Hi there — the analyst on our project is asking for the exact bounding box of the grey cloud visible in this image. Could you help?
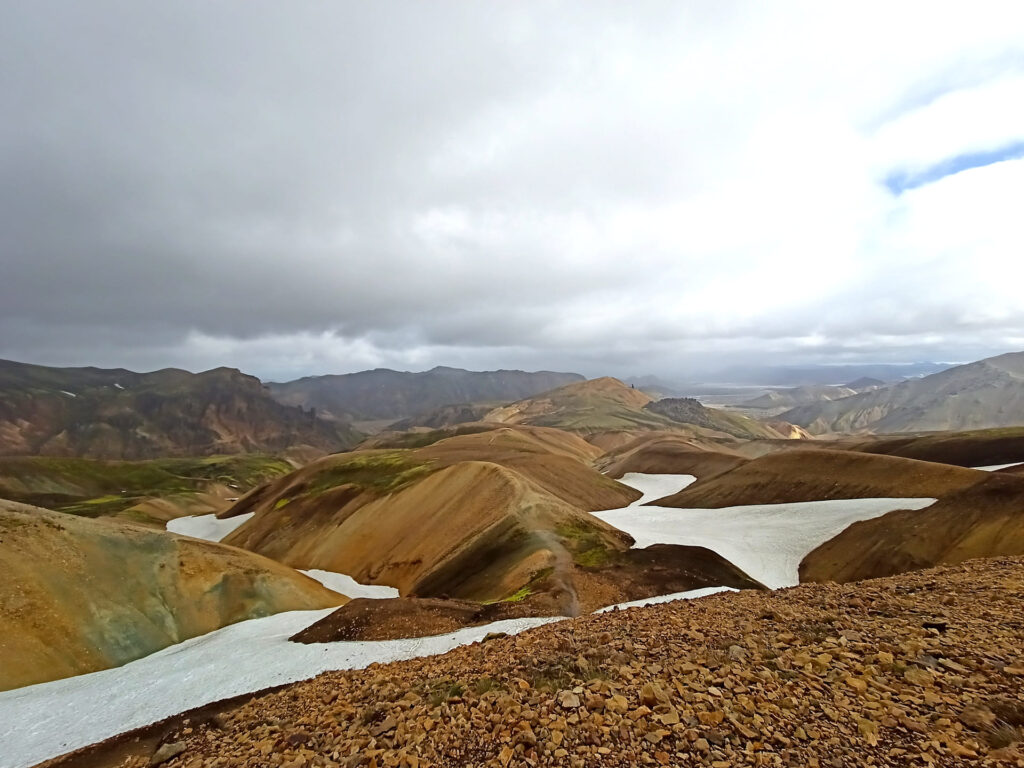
[2,1,1024,380]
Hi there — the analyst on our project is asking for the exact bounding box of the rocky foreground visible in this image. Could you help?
[70,557,1024,768]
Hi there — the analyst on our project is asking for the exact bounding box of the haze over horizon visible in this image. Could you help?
[3,2,1023,381]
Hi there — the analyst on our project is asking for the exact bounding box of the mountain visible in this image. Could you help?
[386,402,493,431]
[485,378,793,439]
[780,351,1024,434]
[643,397,787,438]
[267,366,584,422]
[0,499,343,690]
[0,359,359,459]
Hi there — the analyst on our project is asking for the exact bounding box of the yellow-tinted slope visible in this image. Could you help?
[0,500,343,690]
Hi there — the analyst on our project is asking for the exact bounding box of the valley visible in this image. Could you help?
[2,358,1024,767]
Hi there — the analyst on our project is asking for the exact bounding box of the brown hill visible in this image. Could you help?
[801,471,1024,583]
[597,433,748,479]
[484,377,659,430]
[845,427,1024,467]
[0,500,343,690]
[293,542,766,643]
[220,428,764,613]
[0,454,293,526]
[62,556,1024,768]
[654,449,988,508]
[485,378,790,442]
[225,459,632,614]
[0,358,359,459]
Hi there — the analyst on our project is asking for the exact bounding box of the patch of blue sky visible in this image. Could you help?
[885,140,1024,194]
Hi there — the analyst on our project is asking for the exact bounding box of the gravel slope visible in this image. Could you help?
[54,556,1024,768]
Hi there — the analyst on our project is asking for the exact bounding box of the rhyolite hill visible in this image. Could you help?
[0,359,360,459]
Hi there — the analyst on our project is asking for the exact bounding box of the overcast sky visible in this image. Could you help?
[2,2,1023,381]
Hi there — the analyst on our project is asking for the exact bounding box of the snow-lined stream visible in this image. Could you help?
[0,474,935,768]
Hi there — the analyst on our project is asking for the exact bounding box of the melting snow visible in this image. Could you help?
[596,475,935,589]
[618,472,696,504]
[595,585,736,613]
[166,512,254,542]
[301,570,399,599]
[0,610,560,768]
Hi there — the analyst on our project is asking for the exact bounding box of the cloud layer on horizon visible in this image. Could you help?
[2,1,1023,380]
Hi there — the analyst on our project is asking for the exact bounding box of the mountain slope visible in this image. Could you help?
[267,366,583,422]
[219,429,642,612]
[597,433,749,479]
[219,426,764,613]
[485,378,791,439]
[0,500,343,690]
[0,454,293,526]
[654,449,988,507]
[0,359,360,459]
[844,427,1024,467]
[61,556,1024,768]
[801,471,1024,583]
[781,351,1024,434]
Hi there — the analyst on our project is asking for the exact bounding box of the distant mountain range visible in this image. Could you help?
[781,351,1024,434]
[0,359,359,459]
[267,366,584,422]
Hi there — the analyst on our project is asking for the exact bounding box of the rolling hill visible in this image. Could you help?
[267,366,583,422]
[781,351,1024,434]
[0,359,360,459]
[218,425,762,613]
[0,454,294,526]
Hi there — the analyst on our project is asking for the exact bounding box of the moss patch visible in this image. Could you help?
[302,452,436,497]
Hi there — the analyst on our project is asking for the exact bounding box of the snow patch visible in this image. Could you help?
[618,472,696,505]
[598,475,935,589]
[973,462,1023,471]
[113,382,124,390]
[595,586,736,613]
[0,610,562,768]
[58,390,76,398]
[166,512,254,542]
[301,570,399,599]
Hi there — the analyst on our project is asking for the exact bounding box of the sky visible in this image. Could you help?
[2,1,1023,382]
